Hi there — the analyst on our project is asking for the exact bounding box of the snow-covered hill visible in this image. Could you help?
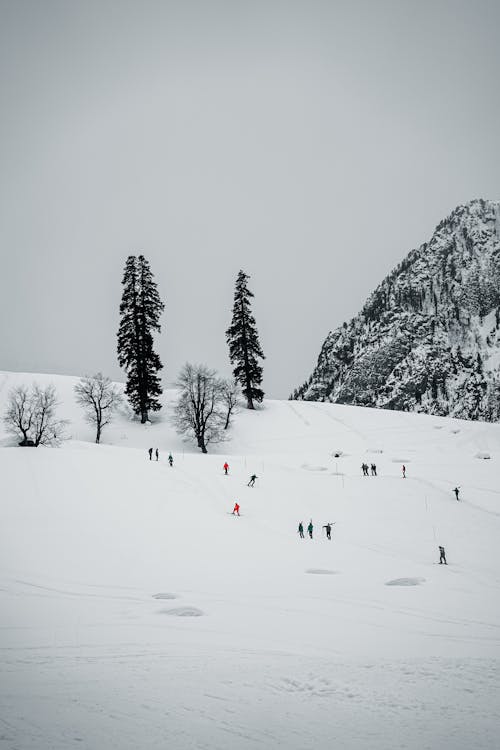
[1,371,500,749]
[293,199,500,421]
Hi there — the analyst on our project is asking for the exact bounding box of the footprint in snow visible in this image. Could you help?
[302,464,328,472]
[305,569,339,575]
[385,577,425,587]
[158,606,204,617]
[152,592,178,600]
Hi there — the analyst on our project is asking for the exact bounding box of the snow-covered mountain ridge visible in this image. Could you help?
[293,199,500,421]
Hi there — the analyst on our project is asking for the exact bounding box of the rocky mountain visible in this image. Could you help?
[292,199,500,421]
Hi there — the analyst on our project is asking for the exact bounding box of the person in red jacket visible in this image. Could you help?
[232,502,240,516]
[223,462,229,475]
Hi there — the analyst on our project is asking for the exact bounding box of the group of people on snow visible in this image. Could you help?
[297,520,335,540]
[361,463,377,476]
[149,447,454,565]
[148,448,173,466]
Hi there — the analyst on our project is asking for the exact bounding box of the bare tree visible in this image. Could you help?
[4,384,67,446]
[3,386,33,444]
[74,373,123,443]
[220,378,241,430]
[173,363,226,453]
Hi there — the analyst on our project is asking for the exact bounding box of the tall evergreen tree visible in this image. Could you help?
[226,270,265,410]
[117,254,164,423]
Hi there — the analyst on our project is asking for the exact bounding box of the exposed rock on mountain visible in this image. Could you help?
[292,199,500,421]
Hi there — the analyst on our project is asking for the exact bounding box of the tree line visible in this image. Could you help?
[3,259,265,453]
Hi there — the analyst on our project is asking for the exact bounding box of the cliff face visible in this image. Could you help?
[293,199,500,421]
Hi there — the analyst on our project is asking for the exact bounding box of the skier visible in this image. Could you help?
[223,462,229,475]
[453,486,460,501]
[298,522,304,539]
[402,465,406,478]
[168,453,173,467]
[247,474,257,487]
[155,448,159,461]
[439,545,447,565]
[323,522,334,540]
[232,502,240,516]
[371,463,377,476]
[361,463,367,476]
[148,447,153,461]
[307,520,313,539]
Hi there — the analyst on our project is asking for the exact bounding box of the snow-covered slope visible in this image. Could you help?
[1,372,500,749]
[293,199,500,421]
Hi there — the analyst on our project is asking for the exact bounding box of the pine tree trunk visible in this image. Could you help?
[141,410,148,424]
[246,396,255,410]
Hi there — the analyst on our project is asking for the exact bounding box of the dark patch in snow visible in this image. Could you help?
[367,448,384,453]
[475,452,491,460]
[385,577,425,586]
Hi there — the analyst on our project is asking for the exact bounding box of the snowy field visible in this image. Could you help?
[1,371,500,749]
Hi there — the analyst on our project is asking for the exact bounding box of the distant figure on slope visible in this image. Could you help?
[307,520,313,539]
[453,486,460,501]
[168,453,173,467]
[148,447,153,461]
[361,463,368,476]
[371,463,377,476]
[323,522,335,540]
[155,448,159,461]
[298,522,304,539]
[439,546,447,565]
[232,502,240,516]
[223,462,229,475]
[402,465,406,479]
[247,474,257,487]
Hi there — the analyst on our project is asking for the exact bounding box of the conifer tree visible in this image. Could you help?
[117,254,164,423]
[226,270,265,409]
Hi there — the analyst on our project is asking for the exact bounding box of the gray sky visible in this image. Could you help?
[1,0,499,398]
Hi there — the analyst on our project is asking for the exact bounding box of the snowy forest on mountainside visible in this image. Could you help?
[293,199,500,422]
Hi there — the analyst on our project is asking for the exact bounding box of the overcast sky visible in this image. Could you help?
[1,0,499,398]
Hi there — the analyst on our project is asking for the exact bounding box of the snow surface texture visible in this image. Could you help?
[1,371,500,749]
[294,199,500,421]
